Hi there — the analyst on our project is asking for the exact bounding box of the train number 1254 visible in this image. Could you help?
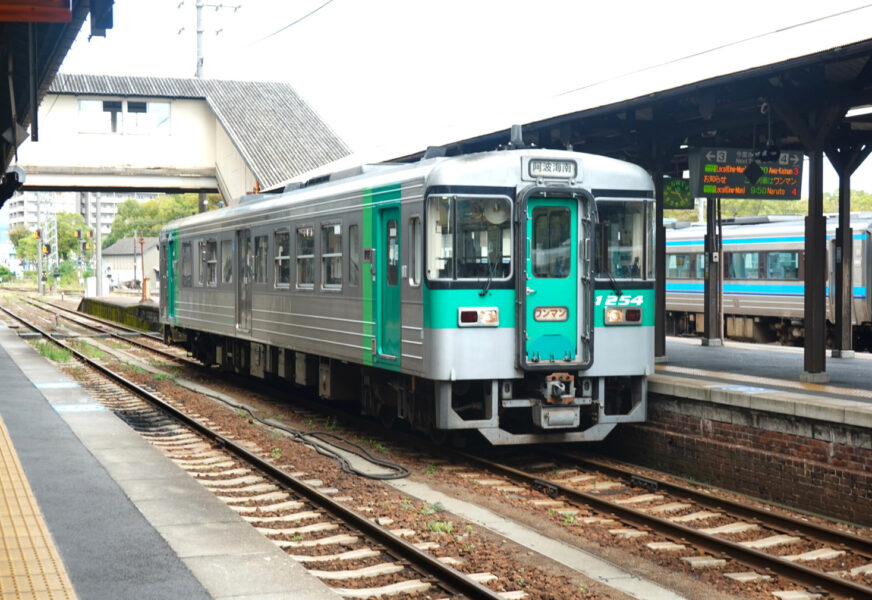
[595,294,644,307]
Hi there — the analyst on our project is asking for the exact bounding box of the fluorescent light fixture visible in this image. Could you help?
[846,105,872,118]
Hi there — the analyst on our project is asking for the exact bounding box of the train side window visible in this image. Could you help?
[766,251,799,280]
[725,251,761,279]
[254,234,269,284]
[221,239,233,283]
[666,254,691,278]
[274,229,290,287]
[427,195,454,279]
[296,226,314,288]
[348,224,360,287]
[204,240,217,286]
[181,242,192,287]
[409,216,422,286]
[322,224,342,290]
[197,241,206,286]
[694,254,705,279]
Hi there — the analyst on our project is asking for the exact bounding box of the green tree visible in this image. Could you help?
[102,193,221,248]
[666,189,872,223]
[8,224,30,248]
[15,233,38,263]
[56,211,86,260]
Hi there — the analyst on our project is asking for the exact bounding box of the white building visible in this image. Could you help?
[102,236,160,288]
[3,190,156,235]
[14,74,351,205]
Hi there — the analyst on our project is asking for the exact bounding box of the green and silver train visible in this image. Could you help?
[159,147,655,444]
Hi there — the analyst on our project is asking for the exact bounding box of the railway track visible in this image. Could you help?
[5,293,871,598]
[437,448,872,599]
[0,302,538,599]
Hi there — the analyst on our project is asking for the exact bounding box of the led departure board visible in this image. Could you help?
[689,147,803,200]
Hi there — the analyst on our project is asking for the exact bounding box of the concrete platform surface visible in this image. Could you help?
[0,325,339,600]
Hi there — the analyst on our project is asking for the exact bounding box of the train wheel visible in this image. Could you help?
[378,405,397,429]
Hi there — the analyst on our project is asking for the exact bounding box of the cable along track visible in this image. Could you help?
[0,304,523,600]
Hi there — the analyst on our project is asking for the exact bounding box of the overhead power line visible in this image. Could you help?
[253,0,335,44]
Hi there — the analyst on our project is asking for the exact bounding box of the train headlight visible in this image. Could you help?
[458,307,499,327]
[605,307,643,325]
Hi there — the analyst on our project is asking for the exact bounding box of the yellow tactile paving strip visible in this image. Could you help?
[0,415,77,600]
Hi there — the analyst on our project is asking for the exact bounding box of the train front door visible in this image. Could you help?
[523,198,578,365]
[375,206,401,362]
[236,229,252,332]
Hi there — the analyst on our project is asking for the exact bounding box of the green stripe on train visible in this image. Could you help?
[361,189,375,366]
[423,288,515,329]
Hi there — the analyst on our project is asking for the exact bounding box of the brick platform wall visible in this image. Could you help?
[596,396,872,526]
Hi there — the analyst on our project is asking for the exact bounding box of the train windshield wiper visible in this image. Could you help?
[605,269,623,297]
[479,259,497,297]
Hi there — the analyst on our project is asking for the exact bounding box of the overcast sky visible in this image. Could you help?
[46,0,872,194]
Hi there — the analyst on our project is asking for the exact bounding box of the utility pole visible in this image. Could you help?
[133,229,138,286]
[195,0,204,77]
[95,194,103,296]
[37,197,43,295]
[184,0,239,79]
[187,0,237,212]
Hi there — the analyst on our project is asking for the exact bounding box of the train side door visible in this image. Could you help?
[375,206,401,362]
[523,198,578,365]
[236,229,252,332]
[166,239,177,319]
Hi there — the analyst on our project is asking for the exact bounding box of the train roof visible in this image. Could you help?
[667,213,872,243]
[161,149,653,236]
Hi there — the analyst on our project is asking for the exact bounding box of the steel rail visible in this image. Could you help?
[454,450,872,599]
[0,303,503,600]
[23,298,197,366]
[557,451,872,558]
[32,296,163,340]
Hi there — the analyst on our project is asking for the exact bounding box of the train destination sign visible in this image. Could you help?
[689,147,804,200]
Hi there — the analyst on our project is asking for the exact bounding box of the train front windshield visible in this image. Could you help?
[426,195,513,281]
[595,200,654,279]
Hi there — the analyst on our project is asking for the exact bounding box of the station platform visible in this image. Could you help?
[0,325,339,600]
[655,338,872,430]
[76,294,160,332]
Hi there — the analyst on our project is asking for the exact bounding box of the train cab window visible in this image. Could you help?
[725,252,761,279]
[666,254,692,278]
[221,239,233,283]
[274,229,290,287]
[181,242,193,287]
[322,224,342,289]
[203,240,217,286]
[426,195,512,281]
[348,224,360,287]
[531,207,571,278]
[409,217,422,286]
[296,227,315,288]
[766,251,799,280]
[595,201,645,279]
[254,235,269,284]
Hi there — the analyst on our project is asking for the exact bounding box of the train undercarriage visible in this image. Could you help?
[666,311,872,352]
[167,326,646,445]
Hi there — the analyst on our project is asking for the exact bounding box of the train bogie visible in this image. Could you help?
[160,148,656,444]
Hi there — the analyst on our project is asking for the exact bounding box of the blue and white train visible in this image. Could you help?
[665,215,872,349]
